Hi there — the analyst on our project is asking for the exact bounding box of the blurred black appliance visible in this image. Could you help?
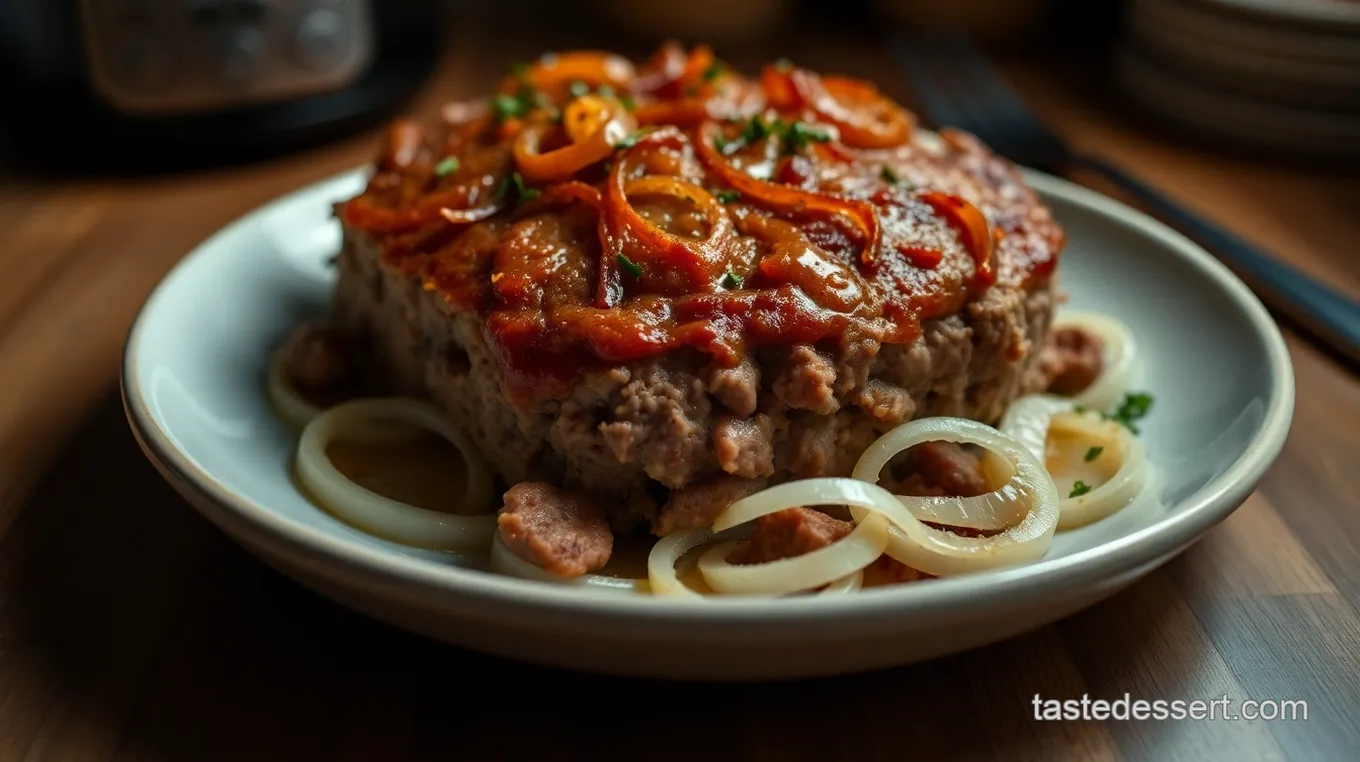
[0,0,444,173]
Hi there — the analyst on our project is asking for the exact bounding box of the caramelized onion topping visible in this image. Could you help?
[599,129,735,304]
[514,96,636,185]
[695,120,882,264]
[338,44,1064,402]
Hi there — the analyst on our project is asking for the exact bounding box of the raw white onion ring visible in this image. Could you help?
[697,540,864,596]
[821,568,864,593]
[490,531,645,593]
[848,418,1060,576]
[1053,310,1137,412]
[296,398,496,551]
[852,421,1025,532]
[1048,412,1149,530]
[698,512,888,596]
[647,526,730,597]
[267,340,418,443]
[1000,397,1148,529]
[697,477,900,595]
[646,510,871,598]
[712,477,903,532]
[267,342,323,429]
[998,394,1075,463]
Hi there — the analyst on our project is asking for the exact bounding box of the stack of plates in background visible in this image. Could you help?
[1117,0,1360,159]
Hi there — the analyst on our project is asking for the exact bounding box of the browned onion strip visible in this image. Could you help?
[520,51,636,100]
[597,131,734,305]
[513,96,636,185]
[695,120,882,264]
[792,72,913,149]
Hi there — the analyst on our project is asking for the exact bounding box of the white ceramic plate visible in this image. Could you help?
[122,167,1293,680]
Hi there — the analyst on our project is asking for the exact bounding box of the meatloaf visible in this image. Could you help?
[327,43,1064,534]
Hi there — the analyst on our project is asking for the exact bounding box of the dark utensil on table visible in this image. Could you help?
[890,31,1360,365]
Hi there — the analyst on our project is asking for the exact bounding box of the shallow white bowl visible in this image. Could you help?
[122,167,1293,680]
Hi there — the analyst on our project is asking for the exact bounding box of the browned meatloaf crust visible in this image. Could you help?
[328,47,1062,534]
[332,231,1053,533]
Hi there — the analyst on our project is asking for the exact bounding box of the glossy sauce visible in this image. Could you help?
[325,431,476,515]
[339,45,1063,405]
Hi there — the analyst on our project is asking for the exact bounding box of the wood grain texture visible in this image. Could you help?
[1,17,1358,762]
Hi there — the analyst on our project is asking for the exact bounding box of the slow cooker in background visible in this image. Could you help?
[0,0,445,174]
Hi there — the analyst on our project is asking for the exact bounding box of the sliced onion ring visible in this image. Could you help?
[490,531,644,593]
[849,417,1060,576]
[296,398,495,551]
[697,540,864,597]
[853,420,1025,532]
[698,510,887,596]
[1000,396,1148,529]
[821,568,864,594]
[694,120,881,264]
[267,342,322,430]
[598,135,735,304]
[1052,311,1138,412]
[792,71,913,149]
[521,51,636,99]
[997,394,1075,464]
[1048,412,1149,530]
[647,526,730,597]
[513,96,636,185]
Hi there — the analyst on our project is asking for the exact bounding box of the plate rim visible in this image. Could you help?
[121,166,1296,626]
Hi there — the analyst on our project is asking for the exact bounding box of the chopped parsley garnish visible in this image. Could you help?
[703,61,724,82]
[1108,391,1154,434]
[720,115,831,156]
[619,93,636,111]
[740,115,773,144]
[568,79,590,98]
[617,254,643,278]
[773,57,793,72]
[495,172,540,203]
[512,172,539,201]
[597,84,616,99]
[784,121,831,152]
[715,189,741,204]
[434,156,459,177]
[613,131,644,150]
[1069,481,1093,498]
[721,270,743,289]
[1084,446,1104,462]
[492,92,530,120]
[881,165,901,184]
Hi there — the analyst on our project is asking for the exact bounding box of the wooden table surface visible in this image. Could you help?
[2,19,1359,762]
